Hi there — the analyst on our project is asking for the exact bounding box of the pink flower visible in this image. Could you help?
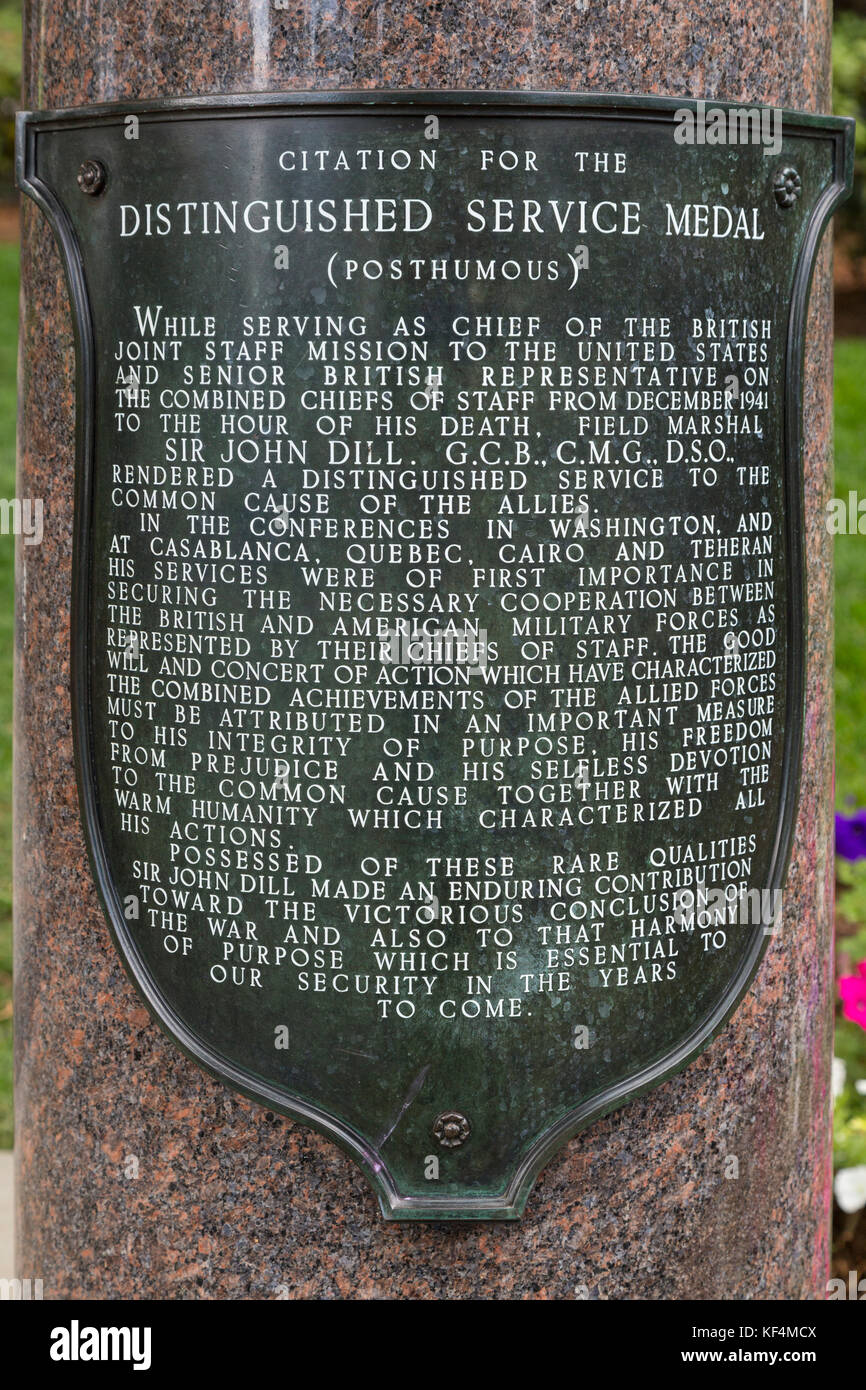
[840,962,866,1030]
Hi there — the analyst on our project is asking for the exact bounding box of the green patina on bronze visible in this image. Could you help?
[16,93,852,1219]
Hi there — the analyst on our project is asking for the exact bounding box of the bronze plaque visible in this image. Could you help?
[17,93,852,1218]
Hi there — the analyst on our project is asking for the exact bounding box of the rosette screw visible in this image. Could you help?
[77,159,106,196]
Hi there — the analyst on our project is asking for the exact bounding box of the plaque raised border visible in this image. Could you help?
[16,93,854,1219]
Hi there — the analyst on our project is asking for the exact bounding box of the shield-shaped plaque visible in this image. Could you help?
[17,93,852,1218]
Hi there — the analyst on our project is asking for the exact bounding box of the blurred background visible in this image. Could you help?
[0,0,864,1289]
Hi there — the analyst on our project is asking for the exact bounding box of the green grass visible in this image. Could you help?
[0,239,15,1148]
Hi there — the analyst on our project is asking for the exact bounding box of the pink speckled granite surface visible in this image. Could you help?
[15,0,836,1298]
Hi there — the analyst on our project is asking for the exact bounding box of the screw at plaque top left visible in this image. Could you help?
[77,159,107,196]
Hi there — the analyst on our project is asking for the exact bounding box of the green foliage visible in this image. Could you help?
[833,13,866,248]
[833,336,866,1183]
[835,874,866,1173]
[833,341,866,808]
[835,1017,866,1170]
[0,3,19,203]
[837,863,866,951]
